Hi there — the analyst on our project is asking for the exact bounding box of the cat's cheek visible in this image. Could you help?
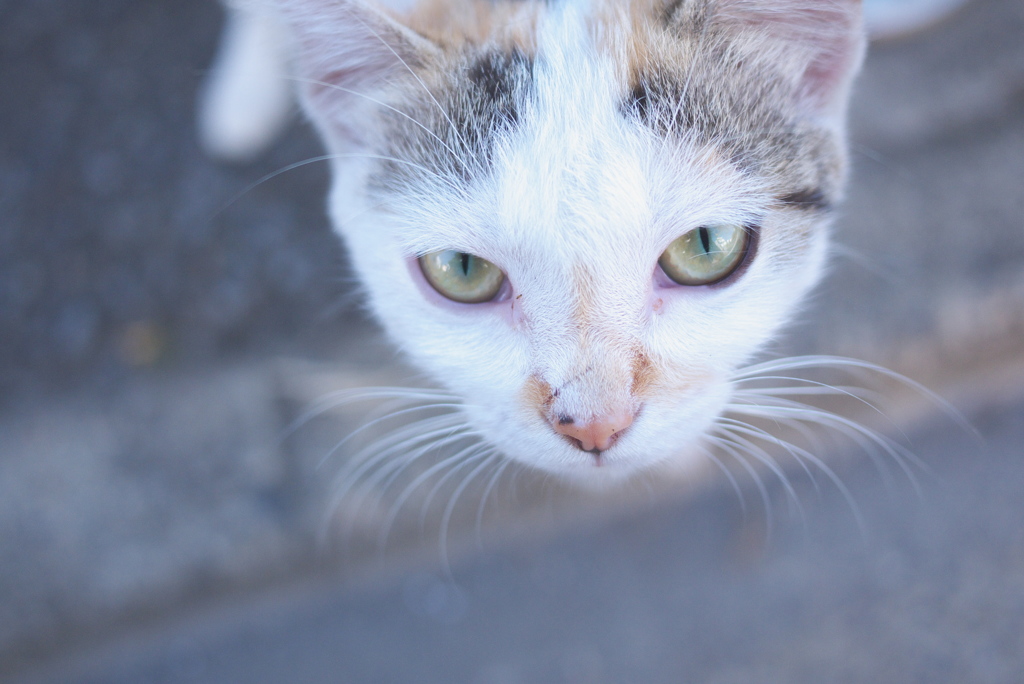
[649,268,727,312]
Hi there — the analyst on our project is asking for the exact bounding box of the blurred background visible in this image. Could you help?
[1,0,1023,681]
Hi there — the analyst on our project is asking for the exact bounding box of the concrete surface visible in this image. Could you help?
[2,0,1024,680]
[14,392,1023,684]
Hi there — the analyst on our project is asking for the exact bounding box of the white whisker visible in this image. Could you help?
[706,433,775,537]
[417,447,493,531]
[215,152,461,216]
[717,416,867,535]
[697,443,748,517]
[439,452,501,578]
[475,458,513,550]
[288,75,468,174]
[376,441,487,552]
[308,401,462,470]
[712,426,806,528]
[356,17,473,160]
[734,356,975,436]
[334,430,476,549]
[717,416,821,494]
[322,411,465,483]
[317,411,471,547]
[728,401,925,497]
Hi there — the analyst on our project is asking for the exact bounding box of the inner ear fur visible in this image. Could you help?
[664,0,865,120]
[276,0,441,146]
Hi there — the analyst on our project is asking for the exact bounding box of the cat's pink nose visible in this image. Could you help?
[553,410,634,453]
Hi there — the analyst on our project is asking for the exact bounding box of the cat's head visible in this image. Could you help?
[278,0,865,481]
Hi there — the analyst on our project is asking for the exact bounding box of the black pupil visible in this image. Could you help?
[460,252,471,276]
[699,227,711,254]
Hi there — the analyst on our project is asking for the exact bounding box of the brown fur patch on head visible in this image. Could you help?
[404,0,545,51]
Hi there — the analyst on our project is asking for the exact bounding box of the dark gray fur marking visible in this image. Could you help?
[779,188,830,211]
[465,48,533,129]
[375,48,535,191]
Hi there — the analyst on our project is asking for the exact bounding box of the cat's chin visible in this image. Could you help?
[534,448,698,491]
[542,449,711,497]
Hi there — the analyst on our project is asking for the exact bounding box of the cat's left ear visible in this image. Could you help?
[275,0,440,148]
[714,0,866,124]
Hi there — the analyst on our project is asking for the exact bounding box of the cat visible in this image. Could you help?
[202,0,873,488]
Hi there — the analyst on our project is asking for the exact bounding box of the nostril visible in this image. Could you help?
[552,410,635,453]
[565,437,586,452]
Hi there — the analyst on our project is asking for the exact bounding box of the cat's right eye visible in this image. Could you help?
[419,250,506,304]
[658,224,750,286]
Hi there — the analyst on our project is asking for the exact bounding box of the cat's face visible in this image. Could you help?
[281,0,864,481]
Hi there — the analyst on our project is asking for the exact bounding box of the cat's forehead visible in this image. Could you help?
[380,1,773,252]
[371,0,837,261]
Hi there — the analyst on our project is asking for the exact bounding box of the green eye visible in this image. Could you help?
[419,250,506,303]
[658,224,750,286]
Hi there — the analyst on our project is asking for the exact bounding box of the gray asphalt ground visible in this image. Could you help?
[2,0,1024,681]
[17,393,1024,683]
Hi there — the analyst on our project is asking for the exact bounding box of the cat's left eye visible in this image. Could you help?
[419,250,506,303]
[659,224,750,286]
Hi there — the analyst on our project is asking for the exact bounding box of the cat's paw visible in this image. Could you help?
[197,3,292,163]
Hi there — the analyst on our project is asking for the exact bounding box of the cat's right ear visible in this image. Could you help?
[275,0,439,147]
[670,0,865,126]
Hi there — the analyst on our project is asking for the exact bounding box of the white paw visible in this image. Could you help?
[198,5,292,163]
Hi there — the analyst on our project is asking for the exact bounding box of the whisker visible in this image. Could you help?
[717,417,867,535]
[697,443,748,517]
[732,379,887,403]
[320,410,465,480]
[213,152,460,216]
[288,75,469,174]
[734,355,976,437]
[705,434,775,538]
[355,16,473,160]
[359,421,477,500]
[725,407,832,481]
[214,154,335,217]
[417,447,493,531]
[331,425,476,550]
[373,430,478,497]
[299,400,461,470]
[728,400,926,496]
[295,387,454,427]
[318,416,470,545]
[338,416,468,487]
[475,458,513,550]
[712,426,806,528]
[732,375,908,442]
[717,415,821,494]
[438,452,501,577]
[376,441,486,553]
[727,398,899,490]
